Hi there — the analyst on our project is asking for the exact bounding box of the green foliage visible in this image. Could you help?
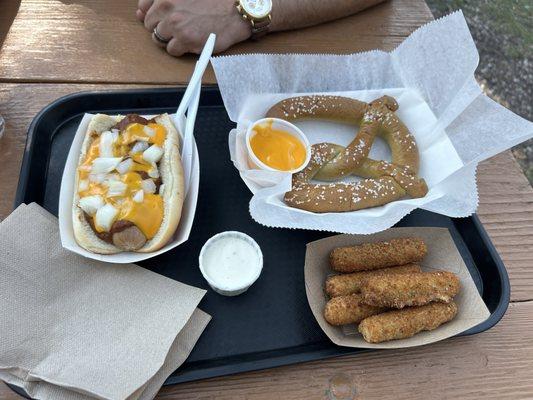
[485,0,532,54]
[426,0,532,58]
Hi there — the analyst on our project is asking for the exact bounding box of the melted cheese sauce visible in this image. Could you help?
[77,122,166,239]
[122,123,166,147]
[116,194,163,239]
[249,121,306,171]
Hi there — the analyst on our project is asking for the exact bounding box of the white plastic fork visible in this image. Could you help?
[173,33,216,195]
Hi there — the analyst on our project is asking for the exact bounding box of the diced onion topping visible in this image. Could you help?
[95,203,118,232]
[130,141,149,154]
[104,173,120,182]
[143,126,156,137]
[106,180,127,197]
[78,195,104,216]
[78,179,89,192]
[99,130,118,158]
[89,173,106,183]
[116,158,133,175]
[141,179,156,194]
[113,198,125,207]
[148,164,159,179]
[91,157,122,174]
[143,145,163,164]
[133,189,144,203]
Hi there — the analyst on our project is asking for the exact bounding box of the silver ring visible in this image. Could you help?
[153,26,171,44]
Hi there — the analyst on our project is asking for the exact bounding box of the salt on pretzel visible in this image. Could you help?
[266,95,428,213]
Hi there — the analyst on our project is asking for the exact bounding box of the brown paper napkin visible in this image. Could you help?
[0,308,209,400]
[0,203,210,400]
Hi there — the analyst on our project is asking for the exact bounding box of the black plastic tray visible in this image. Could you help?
[13,87,510,387]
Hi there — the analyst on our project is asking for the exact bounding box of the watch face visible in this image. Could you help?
[241,0,272,19]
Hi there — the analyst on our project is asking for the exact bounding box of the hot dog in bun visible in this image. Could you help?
[72,113,184,254]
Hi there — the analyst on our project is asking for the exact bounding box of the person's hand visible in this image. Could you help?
[137,0,251,56]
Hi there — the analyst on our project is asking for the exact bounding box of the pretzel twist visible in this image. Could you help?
[266,95,428,213]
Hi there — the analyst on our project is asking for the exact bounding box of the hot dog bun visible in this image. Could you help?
[72,113,184,254]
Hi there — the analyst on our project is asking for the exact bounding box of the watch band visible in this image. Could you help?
[235,1,272,41]
[250,16,271,40]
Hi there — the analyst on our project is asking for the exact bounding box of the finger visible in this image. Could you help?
[138,0,154,13]
[152,32,169,48]
[152,21,172,48]
[151,19,173,48]
[154,17,174,40]
[166,37,188,57]
[144,0,172,31]
[212,36,235,55]
[136,9,146,22]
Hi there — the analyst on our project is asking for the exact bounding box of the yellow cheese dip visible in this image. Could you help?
[249,121,307,171]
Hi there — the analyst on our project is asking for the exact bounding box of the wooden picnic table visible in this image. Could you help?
[1,1,532,399]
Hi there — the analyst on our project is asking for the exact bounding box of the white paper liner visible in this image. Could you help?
[58,113,199,263]
[304,227,491,349]
[211,11,533,234]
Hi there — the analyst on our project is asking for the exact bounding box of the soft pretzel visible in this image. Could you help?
[266,95,428,213]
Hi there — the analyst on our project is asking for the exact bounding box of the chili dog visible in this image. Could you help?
[72,113,184,254]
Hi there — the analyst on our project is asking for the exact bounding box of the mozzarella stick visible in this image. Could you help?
[358,302,458,343]
[361,270,460,308]
[330,237,427,272]
[325,263,421,298]
[324,294,385,326]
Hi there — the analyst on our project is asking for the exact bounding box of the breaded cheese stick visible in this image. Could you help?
[358,302,458,343]
[324,293,385,326]
[330,237,427,272]
[325,263,421,298]
[361,270,460,308]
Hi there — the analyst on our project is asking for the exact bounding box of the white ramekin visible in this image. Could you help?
[199,231,263,296]
[246,117,311,174]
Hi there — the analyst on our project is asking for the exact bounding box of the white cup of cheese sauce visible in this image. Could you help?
[246,118,311,174]
[199,231,263,296]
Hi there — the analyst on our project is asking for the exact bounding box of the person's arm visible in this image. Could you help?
[137,0,387,56]
[271,0,387,32]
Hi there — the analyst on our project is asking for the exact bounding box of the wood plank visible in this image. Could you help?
[477,153,533,302]
[155,302,533,400]
[0,1,20,47]
[1,83,532,303]
[0,83,168,219]
[0,0,432,84]
[1,300,531,399]
[1,2,532,399]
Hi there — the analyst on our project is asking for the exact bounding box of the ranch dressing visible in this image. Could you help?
[199,231,263,296]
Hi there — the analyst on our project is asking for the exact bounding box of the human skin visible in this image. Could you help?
[136,0,387,56]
